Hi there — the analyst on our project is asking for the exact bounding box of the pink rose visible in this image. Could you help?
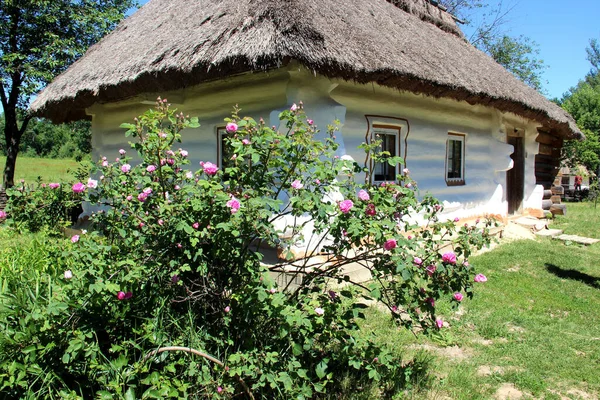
[403,168,410,174]
[442,252,457,264]
[158,219,164,226]
[269,288,277,294]
[427,297,435,307]
[454,217,460,222]
[413,257,423,266]
[72,182,86,193]
[242,138,250,145]
[49,182,60,189]
[315,307,324,316]
[179,149,188,157]
[436,319,444,329]
[102,160,109,167]
[426,265,437,276]
[474,274,488,283]
[365,203,376,216]
[224,306,231,313]
[453,292,464,302]
[307,119,314,125]
[384,238,397,251]
[87,178,98,189]
[143,187,152,194]
[226,197,241,214]
[290,103,298,112]
[119,149,126,155]
[339,199,354,214]
[137,192,148,202]
[217,387,223,394]
[291,180,303,190]
[71,235,79,243]
[117,291,132,301]
[64,270,73,279]
[121,164,131,173]
[315,179,321,185]
[192,222,199,229]
[358,189,370,201]
[226,122,238,133]
[202,162,218,176]
[126,195,133,201]
[147,165,156,172]
[0,210,6,220]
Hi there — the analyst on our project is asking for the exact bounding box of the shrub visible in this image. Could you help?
[0,99,494,398]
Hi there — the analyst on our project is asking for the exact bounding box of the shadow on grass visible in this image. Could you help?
[545,263,600,289]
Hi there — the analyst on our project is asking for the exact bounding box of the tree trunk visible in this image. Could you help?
[3,136,20,189]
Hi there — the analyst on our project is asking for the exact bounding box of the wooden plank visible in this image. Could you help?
[536,132,562,146]
[535,154,560,166]
[538,143,556,155]
[551,186,564,195]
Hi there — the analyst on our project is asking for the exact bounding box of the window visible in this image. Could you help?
[446,133,465,185]
[372,126,401,183]
[217,127,233,169]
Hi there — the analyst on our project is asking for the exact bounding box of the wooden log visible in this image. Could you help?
[535,163,560,173]
[542,200,553,210]
[536,132,563,147]
[543,190,553,199]
[550,204,567,216]
[536,180,553,190]
[551,186,564,195]
[535,154,560,166]
[551,195,562,204]
[538,143,556,156]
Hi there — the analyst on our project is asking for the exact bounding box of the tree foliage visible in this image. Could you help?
[560,39,600,176]
[0,0,135,187]
[439,0,546,91]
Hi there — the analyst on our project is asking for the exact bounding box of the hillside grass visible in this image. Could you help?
[0,156,82,184]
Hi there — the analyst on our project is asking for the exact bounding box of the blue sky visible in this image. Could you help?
[133,0,600,100]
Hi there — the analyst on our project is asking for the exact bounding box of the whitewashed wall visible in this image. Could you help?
[86,66,544,220]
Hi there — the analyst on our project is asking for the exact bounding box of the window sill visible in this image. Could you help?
[446,179,465,186]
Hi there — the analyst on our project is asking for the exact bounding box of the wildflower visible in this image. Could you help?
[436,319,444,329]
[413,257,423,266]
[72,182,86,193]
[226,197,241,214]
[179,149,189,157]
[384,238,397,251]
[291,180,303,190]
[202,161,218,176]
[87,178,98,189]
[290,103,298,112]
[474,274,487,283]
[453,292,464,302]
[121,164,131,173]
[119,149,126,155]
[147,165,156,172]
[315,307,324,316]
[49,182,60,189]
[71,235,80,243]
[442,252,457,264]
[64,270,73,279]
[226,122,238,133]
[358,189,370,201]
[339,199,354,214]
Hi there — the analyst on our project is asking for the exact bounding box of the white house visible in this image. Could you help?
[30,0,583,221]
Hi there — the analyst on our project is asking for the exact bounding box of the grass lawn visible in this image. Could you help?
[359,209,600,399]
[0,156,82,184]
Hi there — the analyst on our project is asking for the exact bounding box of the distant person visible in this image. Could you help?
[574,175,582,191]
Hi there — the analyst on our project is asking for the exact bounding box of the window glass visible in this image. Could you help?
[446,134,465,184]
[373,127,400,182]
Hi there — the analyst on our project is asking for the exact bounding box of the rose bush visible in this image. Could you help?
[0,98,493,398]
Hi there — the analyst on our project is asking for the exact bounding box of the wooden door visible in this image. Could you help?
[507,136,525,214]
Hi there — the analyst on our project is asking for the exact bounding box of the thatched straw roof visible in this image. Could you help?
[30,0,583,139]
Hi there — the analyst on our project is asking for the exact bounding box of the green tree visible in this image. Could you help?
[439,0,546,91]
[0,0,136,188]
[560,39,600,176]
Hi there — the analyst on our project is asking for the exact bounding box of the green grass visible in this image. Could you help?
[553,201,600,238]
[360,227,600,398]
[0,156,81,183]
